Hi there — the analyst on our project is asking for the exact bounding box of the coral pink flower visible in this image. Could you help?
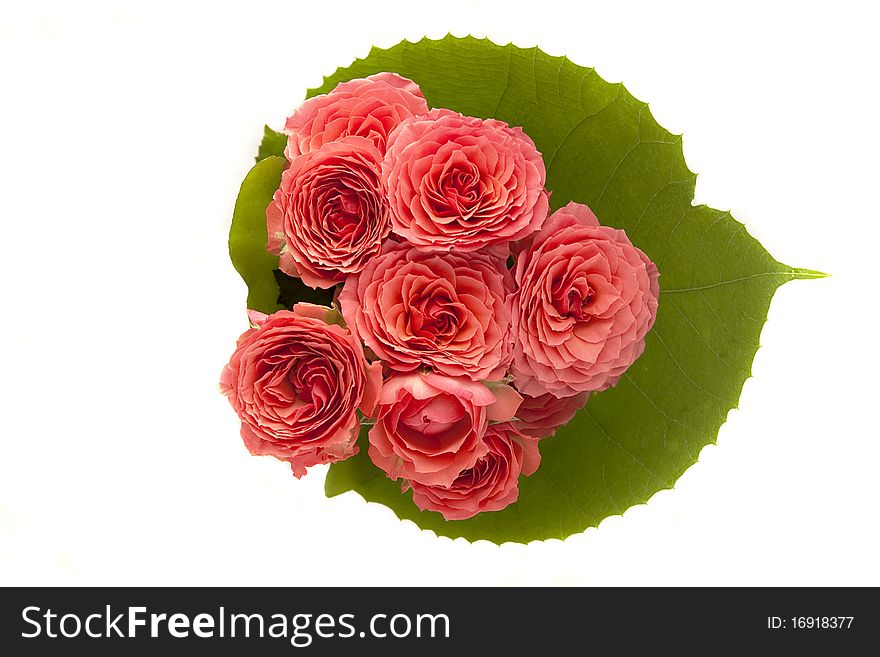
[338,241,513,381]
[382,109,548,252]
[407,422,540,521]
[511,390,589,439]
[511,202,660,397]
[267,136,390,289]
[285,72,428,157]
[220,304,382,477]
[368,372,522,487]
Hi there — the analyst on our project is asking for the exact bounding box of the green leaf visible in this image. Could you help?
[228,155,286,314]
[256,125,286,162]
[310,36,819,543]
[230,154,336,314]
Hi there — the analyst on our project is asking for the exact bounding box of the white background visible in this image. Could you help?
[1,0,877,586]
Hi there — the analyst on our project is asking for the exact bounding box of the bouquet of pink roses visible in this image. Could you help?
[221,70,659,521]
[220,37,817,543]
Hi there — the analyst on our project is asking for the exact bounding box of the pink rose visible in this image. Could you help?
[267,136,390,289]
[382,109,549,253]
[511,202,660,397]
[338,241,513,381]
[512,390,589,439]
[368,372,522,487]
[284,72,428,157]
[406,422,540,520]
[220,304,382,477]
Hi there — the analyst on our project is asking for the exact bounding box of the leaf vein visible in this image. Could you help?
[663,294,736,369]
[652,330,738,405]
[585,409,669,485]
[629,179,691,237]
[622,372,702,433]
[661,271,791,293]
[544,69,602,171]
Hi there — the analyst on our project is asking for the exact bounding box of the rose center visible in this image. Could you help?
[396,395,470,453]
[454,453,495,488]
[323,187,365,237]
[439,162,481,213]
[407,286,466,345]
[553,282,595,321]
[286,357,331,407]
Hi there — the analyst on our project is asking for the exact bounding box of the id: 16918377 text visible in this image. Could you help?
[767,616,854,630]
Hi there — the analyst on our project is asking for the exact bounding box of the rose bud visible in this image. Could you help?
[406,422,540,521]
[267,136,390,289]
[284,72,428,157]
[220,304,382,477]
[338,241,513,381]
[382,109,549,253]
[511,202,659,397]
[368,372,522,487]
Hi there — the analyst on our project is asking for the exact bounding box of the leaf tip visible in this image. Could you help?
[790,267,829,280]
